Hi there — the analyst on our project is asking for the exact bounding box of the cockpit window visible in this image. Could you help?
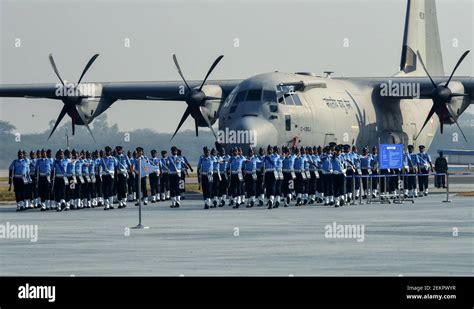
[235,90,247,104]
[223,86,239,108]
[262,90,277,103]
[276,85,302,106]
[246,89,262,101]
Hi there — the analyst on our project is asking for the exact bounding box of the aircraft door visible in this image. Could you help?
[324,133,336,145]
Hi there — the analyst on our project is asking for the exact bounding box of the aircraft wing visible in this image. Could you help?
[0,83,60,99]
[0,79,242,101]
[344,76,474,99]
[101,79,242,101]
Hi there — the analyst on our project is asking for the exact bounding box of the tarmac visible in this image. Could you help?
[0,193,472,276]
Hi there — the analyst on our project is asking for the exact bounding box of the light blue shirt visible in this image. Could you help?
[198,155,214,174]
[9,159,30,176]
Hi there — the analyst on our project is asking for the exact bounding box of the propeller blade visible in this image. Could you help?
[453,117,468,142]
[48,53,65,86]
[198,106,218,140]
[75,106,96,142]
[438,115,444,134]
[77,54,99,85]
[445,50,470,87]
[172,54,191,92]
[416,50,436,88]
[450,93,469,98]
[146,95,185,100]
[204,96,222,101]
[195,119,199,137]
[72,116,76,135]
[414,105,436,141]
[170,106,192,141]
[48,105,68,140]
[199,55,224,91]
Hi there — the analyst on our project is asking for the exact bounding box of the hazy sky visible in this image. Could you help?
[0,0,472,134]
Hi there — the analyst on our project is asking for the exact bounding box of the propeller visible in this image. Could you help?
[415,50,470,142]
[170,54,223,141]
[48,53,99,141]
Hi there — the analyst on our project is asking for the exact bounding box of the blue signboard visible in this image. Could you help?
[379,144,403,169]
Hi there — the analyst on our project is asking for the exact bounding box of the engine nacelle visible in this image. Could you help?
[197,84,223,126]
[445,81,471,122]
[74,83,114,125]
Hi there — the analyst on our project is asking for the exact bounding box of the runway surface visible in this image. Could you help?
[0,194,472,276]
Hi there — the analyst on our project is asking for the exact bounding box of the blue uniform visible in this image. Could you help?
[53,159,69,177]
[331,155,345,173]
[417,152,432,168]
[228,155,244,172]
[293,155,305,172]
[360,155,372,169]
[159,158,169,174]
[219,155,230,173]
[198,155,214,174]
[282,154,295,171]
[101,156,118,175]
[66,160,76,177]
[320,154,333,173]
[264,154,279,171]
[243,156,260,173]
[167,155,182,174]
[36,158,52,175]
[28,158,37,176]
[75,159,84,177]
[116,154,131,172]
[9,159,30,177]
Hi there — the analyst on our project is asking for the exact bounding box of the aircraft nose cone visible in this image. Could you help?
[221,116,278,149]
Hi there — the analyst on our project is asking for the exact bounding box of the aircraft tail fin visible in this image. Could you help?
[397,0,444,76]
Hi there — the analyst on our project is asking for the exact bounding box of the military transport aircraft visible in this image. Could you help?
[0,0,472,150]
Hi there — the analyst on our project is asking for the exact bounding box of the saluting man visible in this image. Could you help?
[197,146,214,209]
[331,146,346,207]
[85,151,95,207]
[370,146,379,198]
[263,145,278,209]
[228,147,245,208]
[210,148,221,208]
[135,147,150,206]
[243,148,260,208]
[36,149,53,211]
[9,150,30,211]
[273,146,283,208]
[359,147,373,199]
[281,146,295,207]
[167,146,183,208]
[27,150,39,208]
[217,147,230,207]
[149,150,160,203]
[417,145,433,196]
[293,147,306,206]
[127,150,136,202]
[52,149,69,211]
[101,146,118,210]
[116,146,131,208]
[159,150,170,201]
[256,147,265,206]
[320,146,333,206]
[178,149,193,200]
[74,150,85,209]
